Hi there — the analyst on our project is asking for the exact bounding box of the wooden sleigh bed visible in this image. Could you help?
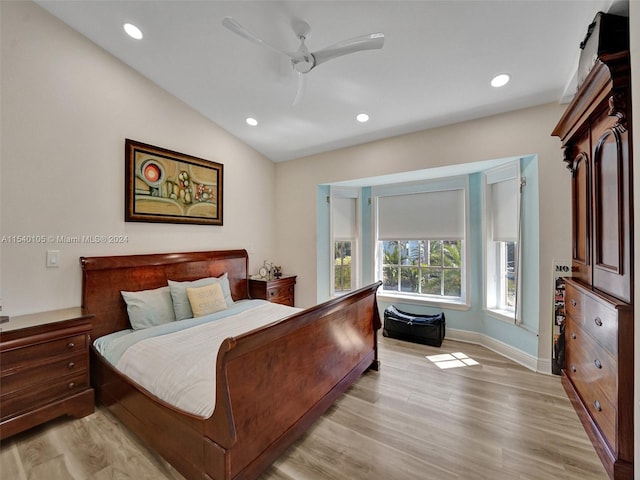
[81,249,382,480]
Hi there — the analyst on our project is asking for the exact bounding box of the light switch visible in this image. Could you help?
[46,250,60,268]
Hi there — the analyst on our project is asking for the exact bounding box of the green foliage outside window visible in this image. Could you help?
[381,240,461,298]
[334,241,352,293]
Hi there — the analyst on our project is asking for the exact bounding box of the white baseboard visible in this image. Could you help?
[446,328,543,373]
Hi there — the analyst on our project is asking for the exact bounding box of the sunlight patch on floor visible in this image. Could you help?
[426,352,479,369]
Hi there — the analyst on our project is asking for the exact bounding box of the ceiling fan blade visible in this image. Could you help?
[292,72,306,106]
[312,32,384,67]
[222,17,295,59]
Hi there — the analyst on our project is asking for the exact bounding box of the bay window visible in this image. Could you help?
[374,177,468,305]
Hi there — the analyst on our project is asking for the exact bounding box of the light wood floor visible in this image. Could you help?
[1,337,608,480]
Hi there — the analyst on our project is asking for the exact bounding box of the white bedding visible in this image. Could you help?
[114,300,301,418]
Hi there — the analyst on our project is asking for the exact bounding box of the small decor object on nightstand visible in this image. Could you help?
[272,265,282,278]
[257,260,283,280]
[258,260,273,279]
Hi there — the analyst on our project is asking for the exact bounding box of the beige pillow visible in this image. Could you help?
[186,282,227,317]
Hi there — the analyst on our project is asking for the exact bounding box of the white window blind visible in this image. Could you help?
[377,189,465,240]
[486,163,519,242]
[333,197,357,238]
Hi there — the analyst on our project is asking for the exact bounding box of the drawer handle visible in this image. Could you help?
[67,342,75,349]
[68,382,76,389]
[269,291,276,296]
[594,317,603,327]
[593,400,602,412]
[594,359,602,369]
[67,361,75,369]
[570,364,577,373]
[570,332,576,340]
[570,299,577,307]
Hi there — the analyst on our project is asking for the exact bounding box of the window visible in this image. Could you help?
[374,177,468,305]
[496,240,517,311]
[381,240,462,298]
[484,162,521,320]
[334,240,353,293]
[331,188,359,296]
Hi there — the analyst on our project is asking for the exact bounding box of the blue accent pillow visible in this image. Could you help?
[121,286,176,330]
[168,273,234,321]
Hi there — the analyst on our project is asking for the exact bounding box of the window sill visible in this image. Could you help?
[486,308,517,323]
[377,292,470,311]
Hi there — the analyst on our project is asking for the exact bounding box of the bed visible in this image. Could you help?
[81,249,382,480]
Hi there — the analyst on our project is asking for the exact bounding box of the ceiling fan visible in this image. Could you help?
[222,17,385,105]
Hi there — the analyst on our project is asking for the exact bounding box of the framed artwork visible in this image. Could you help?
[125,139,223,225]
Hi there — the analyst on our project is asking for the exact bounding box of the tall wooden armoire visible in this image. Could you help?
[551,18,633,480]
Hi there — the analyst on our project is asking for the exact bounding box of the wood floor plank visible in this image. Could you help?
[0,440,28,480]
[26,453,73,480]
[0,337,608,480]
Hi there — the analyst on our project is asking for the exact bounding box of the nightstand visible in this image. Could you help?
[249,275,296,306]
[0,307,95,439]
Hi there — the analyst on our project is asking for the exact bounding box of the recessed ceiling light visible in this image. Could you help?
[356,113,370,123]
[246,117,258,126]
[491,73,510,88]
[124,23,143,40]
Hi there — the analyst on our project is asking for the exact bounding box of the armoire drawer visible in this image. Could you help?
[581,295,618,356]
[563,365,617,451]
[565,282,618,356]
[565,283,584,322]
[565,318,617,406]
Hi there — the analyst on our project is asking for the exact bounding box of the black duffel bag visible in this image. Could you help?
[382,305,445,347]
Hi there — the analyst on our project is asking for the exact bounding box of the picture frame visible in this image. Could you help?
[125,139,223,225]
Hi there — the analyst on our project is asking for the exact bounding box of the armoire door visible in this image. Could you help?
[569,131,591,286]
[591,102,632,303]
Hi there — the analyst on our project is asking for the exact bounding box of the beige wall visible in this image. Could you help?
[275,102,572,365]
[0,1,277,316]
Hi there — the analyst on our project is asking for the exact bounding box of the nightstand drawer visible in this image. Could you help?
[1,334,87,372]
[0,372,88,419]
[267,285,294,304]
[249,276,296,307]
[1,352,87,393]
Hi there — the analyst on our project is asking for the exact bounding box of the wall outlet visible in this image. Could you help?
[46,250,60,268]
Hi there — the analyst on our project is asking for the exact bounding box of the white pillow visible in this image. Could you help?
[168,273,234,321]
[121,286,176,330]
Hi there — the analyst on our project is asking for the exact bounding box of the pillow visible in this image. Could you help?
[168,273,234,320]
[121,286,176,330]
[186,283,228,317]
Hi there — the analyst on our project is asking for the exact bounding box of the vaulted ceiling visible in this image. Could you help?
[36,0,626,162]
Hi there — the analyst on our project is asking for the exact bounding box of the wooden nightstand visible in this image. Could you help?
[0,307,95,439]
[249,275,296,307]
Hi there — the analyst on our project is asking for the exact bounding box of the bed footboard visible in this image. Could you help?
[206,282,382,480]
[82,250,381,480]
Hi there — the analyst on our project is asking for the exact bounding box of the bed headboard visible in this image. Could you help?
[81,249,249,340]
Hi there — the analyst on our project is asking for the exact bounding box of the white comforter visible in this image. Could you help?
[115,301,300,418]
